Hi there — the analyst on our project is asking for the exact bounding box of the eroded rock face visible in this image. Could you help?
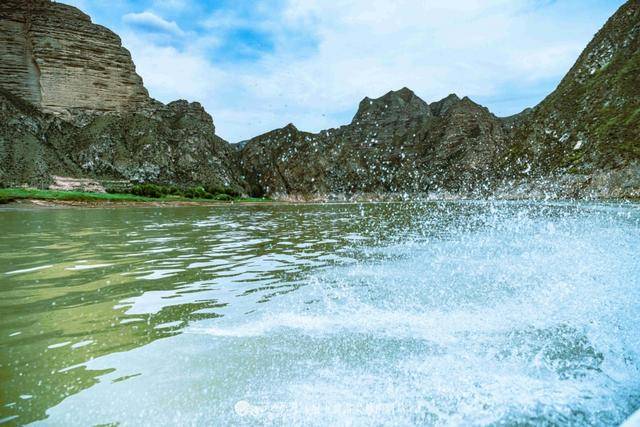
[0,90,245,191]
[0,0,245,192]
[497,0,640,198]
[0,89,82,187]
[240,89,512,198]
[0,0,151,115]
[68,100,244,189]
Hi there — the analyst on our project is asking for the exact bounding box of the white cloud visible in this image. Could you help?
[123,11,185,36]
[116,0,622,142]
[122,32,224,101]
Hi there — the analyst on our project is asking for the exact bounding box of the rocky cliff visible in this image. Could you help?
[500,0,640,198]
[0,0,244,192]
[0,89,245,190]
[240,0,640,200]
[240,90,511,198]
[0,0,151,115]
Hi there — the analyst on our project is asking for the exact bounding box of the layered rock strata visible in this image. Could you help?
[0,0,244,192]
[0,0,151,115]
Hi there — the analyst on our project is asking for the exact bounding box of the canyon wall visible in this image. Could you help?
[0,0,245,192]
[0,0,151,115]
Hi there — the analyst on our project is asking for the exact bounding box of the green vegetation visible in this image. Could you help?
[123,183,242,200]
[0,188,270,205]
[0,188,154,204]
[625,107,640,126]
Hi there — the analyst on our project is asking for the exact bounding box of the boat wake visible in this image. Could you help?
[192,202,640,425]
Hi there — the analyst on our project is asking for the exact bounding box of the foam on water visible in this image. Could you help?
[190,202,640,425]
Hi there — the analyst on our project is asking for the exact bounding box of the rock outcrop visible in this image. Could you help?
[67,100,244,189]
[0,0,151,115]
[499,0,640,198]
[240,90,512,199]
[0,0,245,193]
[0,89,245,190]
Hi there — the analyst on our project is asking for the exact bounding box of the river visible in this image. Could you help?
[1,201,639,425]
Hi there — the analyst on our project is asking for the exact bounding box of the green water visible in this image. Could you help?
[1,202,639,426]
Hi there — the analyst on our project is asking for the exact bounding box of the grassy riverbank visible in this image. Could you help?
[0,188,270,206]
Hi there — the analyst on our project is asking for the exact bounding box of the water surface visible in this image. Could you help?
[1,201,639,425]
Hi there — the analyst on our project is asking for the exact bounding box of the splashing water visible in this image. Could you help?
[189,202,640,425]
[1,201,639,425]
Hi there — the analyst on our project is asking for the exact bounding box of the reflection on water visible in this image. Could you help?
[0,202,639,425]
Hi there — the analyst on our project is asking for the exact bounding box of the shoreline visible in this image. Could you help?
[0,198,284,209]
[1,195,637,210]
[0,188,274,209]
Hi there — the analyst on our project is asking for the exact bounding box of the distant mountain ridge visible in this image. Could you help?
[0,0,638,199]
[240,90,512,198]
[240,0,640,199]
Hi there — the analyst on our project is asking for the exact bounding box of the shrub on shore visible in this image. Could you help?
[130,184,165,198]
[127,183,242,200]
[182,187,211,199]
[204,185,241,198]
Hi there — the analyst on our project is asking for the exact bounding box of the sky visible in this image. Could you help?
[59,0,625,142]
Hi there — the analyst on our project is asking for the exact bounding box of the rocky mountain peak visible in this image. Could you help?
[429,93,461,116]
[387,87,417,101]
[266,123,301,138]
[561,0,639,86]
[351,87,430,125]
[283,123,299,132]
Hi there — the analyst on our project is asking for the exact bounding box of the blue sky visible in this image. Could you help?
[61,0,625,142]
